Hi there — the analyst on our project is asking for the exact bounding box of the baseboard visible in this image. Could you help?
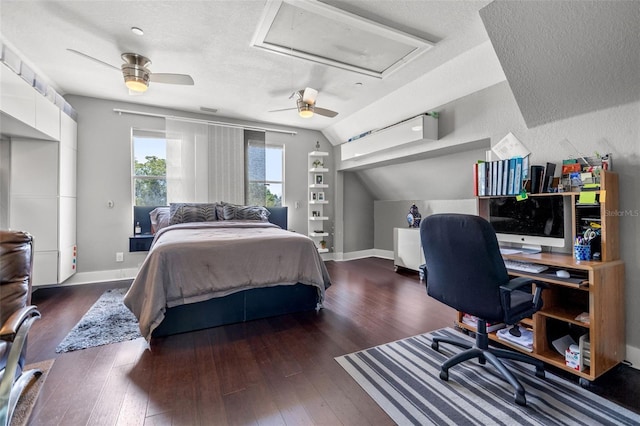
[60,268,139,286]
[335,249,393,261]
[626,344,640,370]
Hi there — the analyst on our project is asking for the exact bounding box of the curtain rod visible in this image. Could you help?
[113,108,297,135]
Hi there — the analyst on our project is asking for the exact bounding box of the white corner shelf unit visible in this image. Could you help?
[308,151,330,253]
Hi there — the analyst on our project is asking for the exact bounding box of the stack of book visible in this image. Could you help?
[473,157,525,196]
[461,313,505,332]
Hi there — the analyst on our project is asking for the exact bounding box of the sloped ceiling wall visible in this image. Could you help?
[479,0,640,128]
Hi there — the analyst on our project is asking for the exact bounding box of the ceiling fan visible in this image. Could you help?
[67,49,194,93]
[270,87,338,118]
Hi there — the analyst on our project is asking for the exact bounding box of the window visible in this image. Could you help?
[132,132,167,206]
[247,142,284,207]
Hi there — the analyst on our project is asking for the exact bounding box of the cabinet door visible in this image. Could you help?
[0,64,36,128]
[394,228,425,271]
[32,251,58,287]
[10,139,58,196]
[10,196,58,251]
[35,94,60,140]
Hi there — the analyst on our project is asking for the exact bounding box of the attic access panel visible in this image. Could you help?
[251,0,434,78]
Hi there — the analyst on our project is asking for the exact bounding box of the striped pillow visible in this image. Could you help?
[169,203,218,224]
[234,205,270,221]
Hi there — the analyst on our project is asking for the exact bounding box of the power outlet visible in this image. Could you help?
[116,252,124,262]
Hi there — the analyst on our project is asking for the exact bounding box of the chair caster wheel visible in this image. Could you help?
[439,370,449,381]
[579,378,591,388]
[478,356,486,365]
[515,393,527,406]
[431,341,439,351]
[535,367,545,379]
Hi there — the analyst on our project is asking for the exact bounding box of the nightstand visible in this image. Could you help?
[129,234,154,252]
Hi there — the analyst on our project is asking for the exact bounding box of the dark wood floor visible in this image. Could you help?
[25,258,639,425]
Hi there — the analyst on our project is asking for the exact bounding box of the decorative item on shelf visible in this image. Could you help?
[311,192,317,201]
[317,192,325,201]
[312,159,322,168]
[134,222,141,234]
[406,203,421,228]
[315,141,320,150]
[319,240,327,249]
[315,174,324,185]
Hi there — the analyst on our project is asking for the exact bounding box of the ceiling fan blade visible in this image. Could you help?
[314,107,338,118]
[67,48,119,71]
[150,73,194,85]
[269,107,297,113]
[302,87,318,105]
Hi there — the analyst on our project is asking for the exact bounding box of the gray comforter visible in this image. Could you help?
[124,221,331,340]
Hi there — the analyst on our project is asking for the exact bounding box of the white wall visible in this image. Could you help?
[64,95,331,282]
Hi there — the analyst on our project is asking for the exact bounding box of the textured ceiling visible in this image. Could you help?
[480,0,640,128]
[0,0,495,143]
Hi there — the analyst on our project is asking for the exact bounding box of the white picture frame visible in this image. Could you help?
[310,192,317,201]
[315,174,324,185]
[317,192,325,201]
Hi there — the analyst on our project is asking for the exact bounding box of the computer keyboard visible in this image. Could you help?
[503,259,549,274]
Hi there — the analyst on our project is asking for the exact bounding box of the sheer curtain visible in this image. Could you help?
[165,118,254,204]
[207,125,245,204]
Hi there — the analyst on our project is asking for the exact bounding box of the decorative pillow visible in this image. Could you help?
[234,205,270,221]
[169,203,218,224]
[216,202,237,221]
[149,207,170,233]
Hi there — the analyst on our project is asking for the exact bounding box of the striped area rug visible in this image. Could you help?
[336,328,640,425]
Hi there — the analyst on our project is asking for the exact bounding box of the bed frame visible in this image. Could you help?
[132,205,321,337]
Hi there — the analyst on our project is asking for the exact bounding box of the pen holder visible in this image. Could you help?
[574,244,591,261]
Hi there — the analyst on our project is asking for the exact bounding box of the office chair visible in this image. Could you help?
[0,230,42,426]
[420,214,547,406]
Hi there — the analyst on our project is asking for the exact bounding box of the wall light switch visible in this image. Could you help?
[116,252,124,262]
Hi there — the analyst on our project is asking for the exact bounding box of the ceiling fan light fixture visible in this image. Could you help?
[125,76,149,92]
[122,58,151,92]
[297,99,314,118]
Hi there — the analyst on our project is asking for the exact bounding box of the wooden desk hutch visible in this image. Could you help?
[460,170,624,386]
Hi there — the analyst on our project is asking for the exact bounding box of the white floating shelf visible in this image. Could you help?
[309,167,329,172]
[309,216,329,221]
[309,232,329,237]
[309,200,329,204]
[317,248,329,253]
[309,184,328,189]
[309,151,329,157]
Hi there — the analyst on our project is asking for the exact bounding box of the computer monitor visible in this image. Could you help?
[487,195,572,253]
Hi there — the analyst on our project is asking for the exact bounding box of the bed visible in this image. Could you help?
[124,204,331,340]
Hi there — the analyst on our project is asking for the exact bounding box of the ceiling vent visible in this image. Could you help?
[251,0,434,79]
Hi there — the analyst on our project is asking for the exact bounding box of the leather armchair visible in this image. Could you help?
[0,230,41,426]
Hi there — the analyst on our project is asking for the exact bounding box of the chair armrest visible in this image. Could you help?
[500,277,549,315]
[500,276,548,292]
[0,305,40,342]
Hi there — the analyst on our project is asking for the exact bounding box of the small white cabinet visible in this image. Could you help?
[393,227,425,272]
[308,150,329,253]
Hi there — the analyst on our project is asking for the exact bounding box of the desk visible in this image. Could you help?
[456,252,624,385]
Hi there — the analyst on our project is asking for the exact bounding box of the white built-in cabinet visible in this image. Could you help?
[2,63,77,286]
[308,151,329,253]
[393,227,425,272]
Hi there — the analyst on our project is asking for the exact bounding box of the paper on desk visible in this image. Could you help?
[492,132,530,160]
